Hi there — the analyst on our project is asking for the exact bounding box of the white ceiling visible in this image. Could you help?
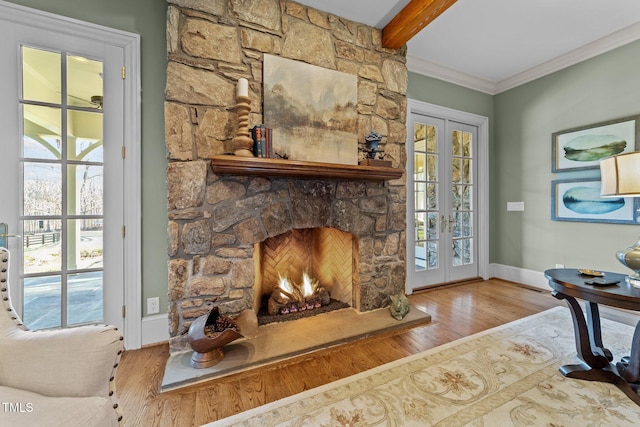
[294,0,640,94]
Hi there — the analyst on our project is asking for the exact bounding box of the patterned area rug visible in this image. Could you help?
[204,307,640,426]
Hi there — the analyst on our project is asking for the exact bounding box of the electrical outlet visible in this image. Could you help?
[147,297,160,314]
[555,264,565,269]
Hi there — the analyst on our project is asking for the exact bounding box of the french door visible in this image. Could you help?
[0,10,126,331]
[407,105,485,291]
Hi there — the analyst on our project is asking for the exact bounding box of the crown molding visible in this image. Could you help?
[408,21,640,95]
[496,22,640,93]
[406,56,498,95]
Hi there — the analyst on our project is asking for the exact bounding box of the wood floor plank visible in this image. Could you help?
[116,279,565,426]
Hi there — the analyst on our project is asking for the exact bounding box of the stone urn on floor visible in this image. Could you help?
[188,306,258,368]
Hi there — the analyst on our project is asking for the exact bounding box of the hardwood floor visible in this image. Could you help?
[116,279,564,426]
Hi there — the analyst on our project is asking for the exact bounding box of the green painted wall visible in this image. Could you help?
[494,40,640,274]
[6,0,169,316]
[408,42,640,276]
[407,72,495,121]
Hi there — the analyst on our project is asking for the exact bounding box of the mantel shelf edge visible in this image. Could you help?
[210,155,403,181]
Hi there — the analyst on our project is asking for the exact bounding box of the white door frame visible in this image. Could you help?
[405,99,489,293]
[0,0,142,349]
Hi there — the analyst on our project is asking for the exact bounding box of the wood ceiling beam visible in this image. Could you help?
[382,0,457,49]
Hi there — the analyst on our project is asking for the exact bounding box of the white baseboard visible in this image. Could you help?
[141,313,169,346]
[489,263,549,291]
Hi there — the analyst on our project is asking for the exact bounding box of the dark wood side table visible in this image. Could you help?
[545,268,640,405]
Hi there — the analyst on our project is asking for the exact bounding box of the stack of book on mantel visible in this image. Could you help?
[251,124,272,158]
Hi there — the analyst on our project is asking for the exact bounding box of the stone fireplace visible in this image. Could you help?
[165,0,408,353]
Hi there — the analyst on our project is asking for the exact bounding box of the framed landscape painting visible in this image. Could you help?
[551,178,639,224]
[552,115,639,172]
[263,54,358,165]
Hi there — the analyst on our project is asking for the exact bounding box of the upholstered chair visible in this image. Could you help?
[0,247,124,426]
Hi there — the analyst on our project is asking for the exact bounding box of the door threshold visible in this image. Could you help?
[412,276,483,293]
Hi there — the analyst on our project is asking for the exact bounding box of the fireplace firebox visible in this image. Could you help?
[253,227,356,324]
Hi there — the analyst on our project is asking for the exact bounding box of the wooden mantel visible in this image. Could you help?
[210,155,403,181]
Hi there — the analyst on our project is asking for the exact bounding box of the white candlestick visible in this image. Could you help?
[237,78,248,97]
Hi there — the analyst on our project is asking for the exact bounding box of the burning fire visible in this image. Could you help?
[277,273,295,297]
[275,271,318,301]
[269,271,329,315]
[300,272,318,297]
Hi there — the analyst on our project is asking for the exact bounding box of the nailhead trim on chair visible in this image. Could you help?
[108,335,125,427]
[0,249,26,332]
[1,248,125,425]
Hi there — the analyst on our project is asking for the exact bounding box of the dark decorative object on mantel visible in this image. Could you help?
[359,131,392,167]
[365,131,382,159]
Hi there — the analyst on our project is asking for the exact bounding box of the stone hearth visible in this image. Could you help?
[162,303,431,391]
[165,0,408,353]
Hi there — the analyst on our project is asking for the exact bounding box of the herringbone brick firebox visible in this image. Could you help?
[256,227,356,312]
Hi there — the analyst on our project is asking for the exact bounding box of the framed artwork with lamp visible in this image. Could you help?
[600,151,640,287]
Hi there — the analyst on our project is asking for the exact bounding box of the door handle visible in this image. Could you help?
[439,215,455,234]
[0,223,20,248]
[0,222,7,248]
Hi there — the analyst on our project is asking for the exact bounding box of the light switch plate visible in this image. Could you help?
[507,201,525,211]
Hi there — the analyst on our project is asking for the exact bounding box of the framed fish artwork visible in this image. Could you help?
[551,178,640,224]
[552,115,639,172]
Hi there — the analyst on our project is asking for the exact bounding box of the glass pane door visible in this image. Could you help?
[413,122,439,272]
[448,123,477,282]
[408,114,446,287]
[21,46,105,329]
[407,113,478,290]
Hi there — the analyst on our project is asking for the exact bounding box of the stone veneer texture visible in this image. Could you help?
[165,0,408,352]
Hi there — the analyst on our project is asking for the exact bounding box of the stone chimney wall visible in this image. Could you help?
[165,0,408,352]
